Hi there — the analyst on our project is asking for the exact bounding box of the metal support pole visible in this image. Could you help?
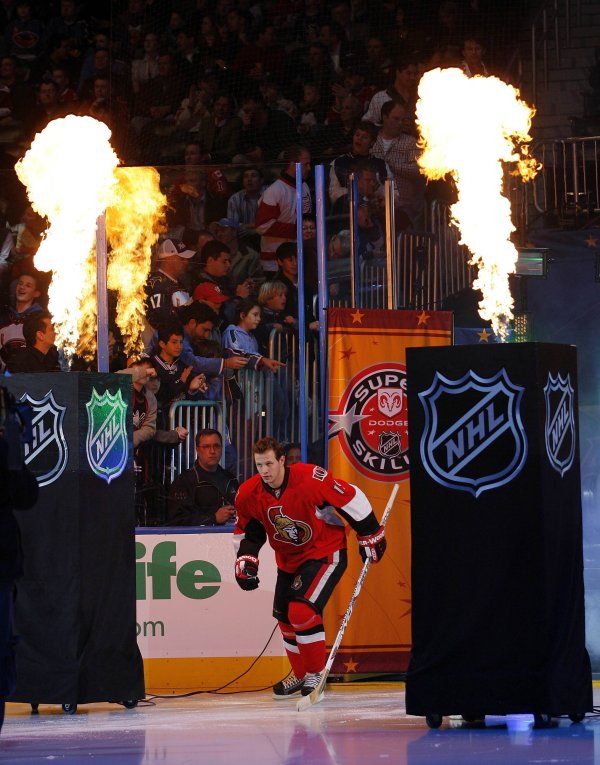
[315,164,328,469]
[96,212,109,373]
[531,24,537,102]
[295,162,308,462]
[348,173,360,308]
[384,179,396,310]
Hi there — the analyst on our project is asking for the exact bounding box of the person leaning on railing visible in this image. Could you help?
[167,428,239,526]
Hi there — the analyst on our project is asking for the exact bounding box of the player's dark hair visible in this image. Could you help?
[195,428,223,446]
[22,311,51,347]
[235,299,260,326]
[253,436,285,460]
[157,321,184,344]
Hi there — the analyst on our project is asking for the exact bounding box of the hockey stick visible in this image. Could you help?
[297,483,401,711]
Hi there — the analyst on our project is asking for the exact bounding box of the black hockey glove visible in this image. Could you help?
[235,554,260,590]
[357,526,387,563]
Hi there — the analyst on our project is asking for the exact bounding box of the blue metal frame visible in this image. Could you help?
[295,162,308,462]
[315,164,329,468]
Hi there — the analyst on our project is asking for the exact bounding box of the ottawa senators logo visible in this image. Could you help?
[329,362,409,482]
[268,506,312,546]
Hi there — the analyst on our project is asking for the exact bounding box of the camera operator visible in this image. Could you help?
[0,386,38,733]
[167,428,238,526]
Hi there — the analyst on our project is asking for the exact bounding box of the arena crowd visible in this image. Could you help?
[0,0,531,525]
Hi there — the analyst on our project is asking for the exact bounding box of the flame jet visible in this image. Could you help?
[15,115,119,358]
[416,67,539,339]
[16,116,166,360]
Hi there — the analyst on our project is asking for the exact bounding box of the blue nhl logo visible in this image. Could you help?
[85,388,128,483]
[544,373,575,477]
[419,368,528,498]
[19,390,68,487]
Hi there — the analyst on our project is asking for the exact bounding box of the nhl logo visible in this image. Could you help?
[419,368,528,498]
[85,388,128,484]
[544,372,575,477]
[379,431,402,457]
[329,362,409,482]
[19,390,68,487]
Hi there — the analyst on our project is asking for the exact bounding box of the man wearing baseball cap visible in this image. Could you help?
[145,238,196,329]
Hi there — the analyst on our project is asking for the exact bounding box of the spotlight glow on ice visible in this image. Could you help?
[416,68,539,339]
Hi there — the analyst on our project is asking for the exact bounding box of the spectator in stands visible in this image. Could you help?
[132,51,184,161]
[210,217,263,287]
[190,92,242,163]
[145,238,195,330]
[268,242,311,329]
[329,121,388,208]
[51,66,77,105]
[3,1,44,72]
[130,31,159,95]
[227,166,266,234]
[35,80,64,127]
[255,279,294,352]
[195,239,252,316]
[364,35,393,90]
[117,357,157,450]
[174,27,200,90]
[320,93,362,156]
[177,300,247,377]
[319,20,348,76]
[0,272,43,370]
[234,23,285,79]
[363,56,419,125]
[255,145,312,273]
[168,428,238,526]
[7,311,59,373]
[461,35,488,77]
[285,442,302,465]
[44,0,88,52]
[222,298,286,373]
[371,100,424,228]
[149,321,208,423]
[193,281,230,329]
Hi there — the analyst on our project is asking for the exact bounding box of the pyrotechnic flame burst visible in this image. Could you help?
[16,116,166,360]
[416,68,539,339]
[15,115,119,358]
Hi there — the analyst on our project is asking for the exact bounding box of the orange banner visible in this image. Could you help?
[325,307,453,673]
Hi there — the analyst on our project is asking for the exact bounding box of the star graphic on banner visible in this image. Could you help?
[478,328,491,342]
[585,233,598,248]
[340,347,356,360]
[328,404,370,437]
[350,309,365,324]
[368,429,375,435]
[417,310,430,326]
[344,658,359,673]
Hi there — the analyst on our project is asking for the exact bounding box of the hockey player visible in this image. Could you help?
[233,437,387,699]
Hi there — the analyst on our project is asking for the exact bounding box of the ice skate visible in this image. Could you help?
[272,673,305,699]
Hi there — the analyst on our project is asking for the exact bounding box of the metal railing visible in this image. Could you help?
[529,136,600,216]
[169,400,223,481]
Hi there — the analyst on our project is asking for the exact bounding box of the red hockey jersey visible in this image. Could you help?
[233,462,374,573]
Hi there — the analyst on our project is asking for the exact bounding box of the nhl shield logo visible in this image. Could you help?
[85,388,128,483]
[19,390,68,487]
[544,373,575,477]
[419,368,528,498]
